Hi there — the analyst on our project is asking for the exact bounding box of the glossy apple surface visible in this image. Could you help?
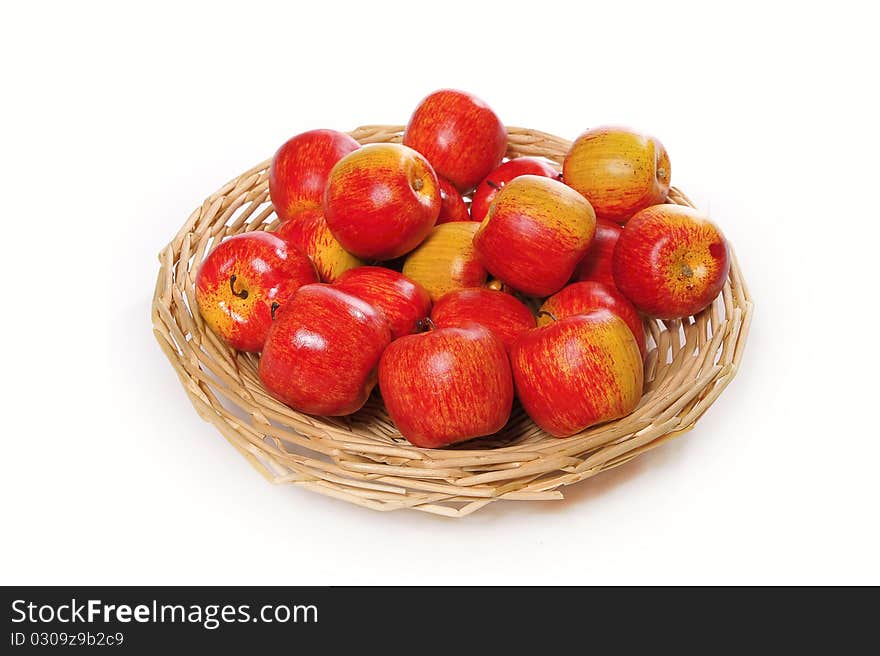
[195,232,318,352]
[470,157,559,222]
[333,266,431,340]
[539,281,646,359]
[562,126,670,223]
[323,143,440,260]
[431,288,535,351]
[273,207,363,283]
[613,204,729,319]
[379,323,513,448]
[269,129,359,222]
[473,175,596,297]
[258,284,391,416]
[401,221,487,301]
[511,310,644,438]
[572,219,622,289]
[403,89,507,192]
[436,177,471,224]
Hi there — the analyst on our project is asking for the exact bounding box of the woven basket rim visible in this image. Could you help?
[151,124,753,517]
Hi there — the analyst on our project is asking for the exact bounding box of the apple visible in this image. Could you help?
[258,284,391,416]
[333,266,432,340]
[269,129,359,222]
[612,204,729,319]
[195,232,318,352]
[436,177,471,224]
[379,322,513,448]
[470,157,560,222]
[323,143,440,260]
[538,281,646,359]
[572,219,622,289]
[273,207,363,283]
[403,89,507,192]
[510,309,644,438]
[562,126,671,224]
[431,288,535,351]
[401,221,487,301]
[473,175,596,297]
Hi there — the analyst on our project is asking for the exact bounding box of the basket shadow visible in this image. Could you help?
[477,432,692,520]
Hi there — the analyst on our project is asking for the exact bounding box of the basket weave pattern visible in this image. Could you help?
[152,125,753,517]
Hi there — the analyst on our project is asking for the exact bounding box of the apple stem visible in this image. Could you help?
[229,274,248,299]
[416,317,436,333]
[412,177,424,192]
[486,180,502,190]
[537,310,558,322]
[271,302,280,320]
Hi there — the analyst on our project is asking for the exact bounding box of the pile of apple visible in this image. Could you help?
[195,90,730,448]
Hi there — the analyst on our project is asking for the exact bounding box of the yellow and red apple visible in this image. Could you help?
[511,309,644,438]
[269,129,359,222]
[273,207,363,283]
[431,288,535,351]
[473,175,596,297]
[613,204,729,319]
[258,284,391,416]
[563,126,670,224]
[323,143,440,260]
[403,89,507,192]
[402,221,487,301]
[379,323,513,448]
[333,266,431,340]
[539,280,646,359]
[470,157,560,222]
[195,232,317,352]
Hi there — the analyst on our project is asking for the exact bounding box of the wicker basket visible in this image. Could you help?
[152,125,753,517]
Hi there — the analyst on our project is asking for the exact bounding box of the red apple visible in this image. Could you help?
[195,232,318,352]
[511,310,644,438]
[563,126,670,223]
[539,281,646,359]
[258,284,391,416]
[470,157,560,222]
[403,89,507,192]
[323,143,440,260]
[273,207,363,283]
[431,288,535,351]
[613,204,729,319]
[401,222,487,301]
[572,219,622,289]
[333,266,432,340]
[436,177,471,224]
[269,129,359,222]
[379,323,513,448]
[473,175,596,297]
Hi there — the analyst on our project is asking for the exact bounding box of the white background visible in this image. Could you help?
[2,1,878,585]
